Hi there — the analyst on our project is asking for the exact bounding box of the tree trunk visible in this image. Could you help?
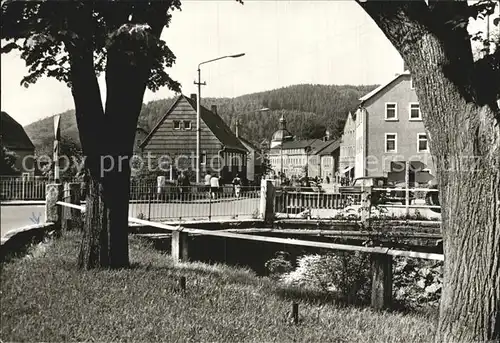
[433,106,500,342]
[353,2,500,339]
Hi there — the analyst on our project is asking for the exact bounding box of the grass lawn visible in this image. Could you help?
[1,233,437,342]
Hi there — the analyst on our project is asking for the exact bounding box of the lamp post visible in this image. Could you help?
[194,53,245,183]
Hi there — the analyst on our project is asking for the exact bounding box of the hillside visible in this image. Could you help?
[24,84,377,153]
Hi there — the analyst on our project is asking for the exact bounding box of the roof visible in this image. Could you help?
[140,95,247,153]
[271,139,330,154]
[0,111,35,150]
[359,71,410,103]
[238,136,259,151]
[318,139,341,156]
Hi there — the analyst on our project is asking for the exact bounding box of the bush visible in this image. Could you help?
[264,251,293,279]
[280,252,371,304]
[393,257,442,308]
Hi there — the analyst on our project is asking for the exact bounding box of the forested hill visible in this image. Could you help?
[24,84,377,153]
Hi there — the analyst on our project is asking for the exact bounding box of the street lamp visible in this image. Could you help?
[194,53,245,183]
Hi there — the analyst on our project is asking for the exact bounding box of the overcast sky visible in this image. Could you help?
[1,0,496,126]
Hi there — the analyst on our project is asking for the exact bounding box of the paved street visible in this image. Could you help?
[1,205,45,237]
[1,198,440,238]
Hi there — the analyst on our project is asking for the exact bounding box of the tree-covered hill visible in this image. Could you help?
[24,83,377,153]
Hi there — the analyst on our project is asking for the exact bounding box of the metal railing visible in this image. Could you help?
[0,178,48,200]
[128,185,262,222]
[275,189,362,214]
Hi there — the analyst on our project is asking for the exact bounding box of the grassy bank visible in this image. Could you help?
[1,233,437,342]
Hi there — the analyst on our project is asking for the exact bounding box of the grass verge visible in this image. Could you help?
[1,232,437,342]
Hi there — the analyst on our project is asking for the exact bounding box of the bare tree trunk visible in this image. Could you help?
[433,106,500,342]
[354,2,500,340]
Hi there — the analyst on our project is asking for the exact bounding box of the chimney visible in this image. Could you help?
[235,118,239,138]
[211,105,217,115]
[190,93,197,104]
[324,130,330,141]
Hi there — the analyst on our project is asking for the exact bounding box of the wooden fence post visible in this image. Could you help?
[370,253,393,310]
[61,182,82,231]
[171,230,189,262]
[259,179,276,222]
[45,183,63,236]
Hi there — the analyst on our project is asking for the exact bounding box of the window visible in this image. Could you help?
[409,103,421,120]
[385,133,397,152]
[173,120,181,130]
[201,153,207,164]
[184,120,192,130]
[385,103,398,121]
[417,133,429,152]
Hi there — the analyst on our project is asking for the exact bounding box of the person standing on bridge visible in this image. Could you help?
[232,173,242,198]
[210,173,220,200]
[204,172,212,195]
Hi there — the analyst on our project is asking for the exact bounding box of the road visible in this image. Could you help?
[1,198,261,237]
[1,198,440,238]
[1,205,45,237]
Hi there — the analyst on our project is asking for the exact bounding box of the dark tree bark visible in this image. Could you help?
[63,5,171,269]
[357,1,500,342]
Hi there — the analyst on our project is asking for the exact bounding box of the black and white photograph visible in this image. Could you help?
[1,0,499,342]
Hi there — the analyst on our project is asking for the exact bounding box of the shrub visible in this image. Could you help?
[280,251,371,304]
[264,251,293,279]
[393,257,443,308]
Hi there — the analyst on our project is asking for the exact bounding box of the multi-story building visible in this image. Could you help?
[348,70,435,184]
[338,111,356,180]
[268,115,338,179]
[140,94,248,183]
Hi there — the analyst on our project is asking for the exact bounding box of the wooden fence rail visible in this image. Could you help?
[53,178,444,312]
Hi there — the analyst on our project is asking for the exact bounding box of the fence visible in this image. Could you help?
[52,188,444,311]
[128,185,261,222]
[0,177,48,200]
[275,189,362,214]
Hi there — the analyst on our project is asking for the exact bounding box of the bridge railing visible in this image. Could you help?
[51,190,443,312]
[128,184,261,222]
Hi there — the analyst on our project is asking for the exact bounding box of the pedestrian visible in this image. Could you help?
[232,173,242,198]
[210,173,220,199]
[204,171,212,194]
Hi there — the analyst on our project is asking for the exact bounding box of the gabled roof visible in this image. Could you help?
[359,71,410,103]
[319,139,341,156]
[0,111,35,150]
[140,95,247,152]
[238,136,259,151]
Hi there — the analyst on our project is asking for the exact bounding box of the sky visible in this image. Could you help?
[1,0,496,126]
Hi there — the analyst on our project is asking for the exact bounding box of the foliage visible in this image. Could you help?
[0,146,18,175]
[280,252,372,304]
[264,251,293,279]
[1,232,437,342]
[1,1,181,93]
[393,257,443,309]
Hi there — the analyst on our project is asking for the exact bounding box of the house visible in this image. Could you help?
[338,111,356,181]
[0,111,35,176]
[237,135,263,184]
[268,116,338,179]
[348,70,435,184]
[140,94,248,183]
[134,126,149,154]
[318,137,341,181]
